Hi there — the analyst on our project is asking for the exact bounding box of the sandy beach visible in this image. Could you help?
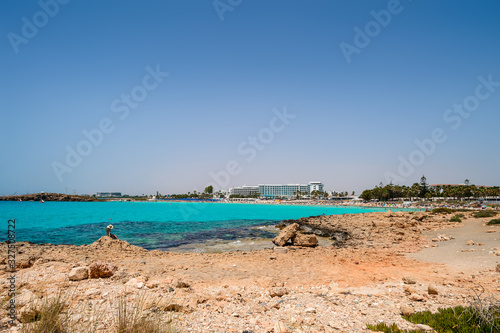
[1,210,499,332]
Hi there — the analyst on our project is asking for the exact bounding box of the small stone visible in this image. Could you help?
[69,266,89,281]
[403,276,416,284]
[89,261,118,278]
[403,285,416,295]
[305,307,316,313]
[175,280,190,288]
[466,240,475,246]
[496,263,500,273]
[274,321,288,333]
[416,324,433,331]
[400,306,415,316]
[164,303,184,312]
[410,294,425,301]
[269,287,289,297]
[84,288,101,297]
[125,276,147,289]
[487,229,496,233]
[146,280,159,289]
[232,313,240,317]
[428,285,439,295]
[274,247,288,254]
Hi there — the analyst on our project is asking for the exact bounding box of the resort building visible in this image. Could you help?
[228,186,259,197]
[227,182,325,198]
[96,192,122,198]
[258,182,324,198]
[309,181,324,192]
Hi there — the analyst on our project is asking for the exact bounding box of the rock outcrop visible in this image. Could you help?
[89,261,118,278]
[291,234,318,247]
[272,223,299,246]
[69,266,89,281]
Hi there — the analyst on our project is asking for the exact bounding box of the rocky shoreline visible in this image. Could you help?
[1,211,499,332]
[0,193,99,202]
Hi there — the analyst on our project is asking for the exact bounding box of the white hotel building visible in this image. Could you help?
[229,182,324,198]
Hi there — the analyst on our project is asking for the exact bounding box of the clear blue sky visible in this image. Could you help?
[1,0,499,196]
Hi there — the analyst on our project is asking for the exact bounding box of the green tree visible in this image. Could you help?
[419,175,429,198]
[360,189,373,201]
[204,185,214,194]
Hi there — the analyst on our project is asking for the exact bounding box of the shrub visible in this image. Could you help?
[450,215,462,222]
[473,211,498,218]
[367,289,500,333]
[20,289,178,333]
[366,322,423,332]
[21,291,70,333]
[115,292,177,333]
[487,219,500,225]
[432,207,454,214]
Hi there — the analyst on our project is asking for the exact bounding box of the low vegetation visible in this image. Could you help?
[432,207,455,214]
[473,211,498,218]
[21,291,72,333]
[486,219,500,225]
[115,293,177,333]
[20,290,178,333]
[449,214,463,222]
[367,289,500,333]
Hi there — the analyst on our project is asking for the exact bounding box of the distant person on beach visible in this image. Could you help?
[106,224,118,240]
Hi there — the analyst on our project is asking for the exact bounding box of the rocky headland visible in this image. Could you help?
[0,193,100,202]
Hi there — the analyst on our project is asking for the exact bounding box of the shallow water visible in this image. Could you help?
[0,201,417,250]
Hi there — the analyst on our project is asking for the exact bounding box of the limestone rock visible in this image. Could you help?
[84,288,101,297]
[269,287,289,297]
[403,276,416,284]
[404,285,417,295]
[428,285,439,295]
[17,256,37,269]
[274,247,287,254]
[466,240,475,245]
[274,320,288,333]
[175,280,191,289]
[416,324,433,331]
[291,234,318,247]
[410,294,425,302]
[164,303,185,312]
[4,290,37,309]
[273,223,299,246]
[126,276,147,289]
[89,261,118,278]
[496,263,500,273]
[68,266,89,281]
[400,305,415,316]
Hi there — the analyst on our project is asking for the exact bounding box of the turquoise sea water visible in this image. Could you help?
[0,201,417,250]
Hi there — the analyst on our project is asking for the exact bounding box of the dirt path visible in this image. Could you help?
[408,218,500,274]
